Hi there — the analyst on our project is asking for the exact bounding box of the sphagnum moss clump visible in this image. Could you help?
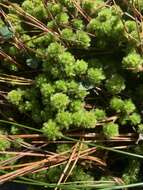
[1,0,143,189]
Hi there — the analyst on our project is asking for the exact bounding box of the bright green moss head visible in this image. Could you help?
[56,12,69,25]
[74,60,88,75]
[58,52,75,66]
[87,6,124,39]
[122,51,143,72]
[87,68,105,85]
[110,97,124,112]
[61,28,74,41]
[7,89,25,106]
[50,93,70,111]
[42,120,62,140]
[55,80,68,93]
[75,31,91,48]
[56,111,72,129]
[72,110,97,128]
[46,42,65,59]
[105,74,125,94]
[72,19,84,30]
[47,3,63,16]
[103,122,119,138]
[40,83,55,98]
[129,113,141,125]
[0,131,11,151]
[22,0,47,20]
[70,100,84,112]
[94,108,106,121]
[123,99,136,114]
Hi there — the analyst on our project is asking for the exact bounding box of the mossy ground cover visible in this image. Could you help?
[0,0,143,189]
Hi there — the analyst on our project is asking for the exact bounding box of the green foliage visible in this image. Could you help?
[47,3,62,16]
[138,124,143,133]
[0,154,14,164]
[71,166,94,190]
[125,20,139,42]
[13,138,24,148]
[87,6,124,39]
[70,100,84,112]
[42,120,62,140]
[40,83,55,98]
[22,0,46,20]
[122,51,143,72]
[7,89,25,106]
[72,110,97,128]
[61,28,74,41]
[11,125,20,135]
[87,68,105,85]
[56,111,72,129]
[103,122,119,138]
[29,170,47,182]
[105,74,125,94]
[123,99,136,114]
[110,97,124,112]
[0,131,11,151]
[122,159,140,184]
[74,60,88,75]
[1,0,143,189]
[129,113,141,125]
[46,166,64,183]
[57,52,75,77]
[134,0,143,12]
[46,42,65,59]
[72,19,84,30]
[75,31,91,48]
[58,52,75,66]
[56,144,71,153]
[56,12,69,25]
[50,93,70,111]
[82,0,105,16]
[94,108,106,121]
[55,80,68,93]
